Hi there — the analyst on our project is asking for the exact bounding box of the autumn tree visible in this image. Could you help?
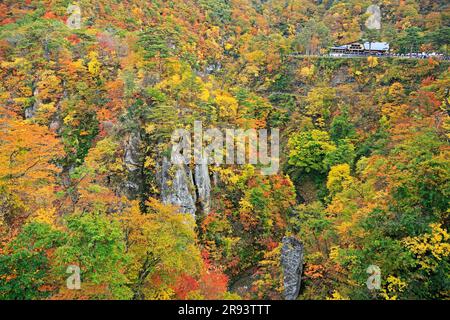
[119,199,203,300]
[0,116,63,230]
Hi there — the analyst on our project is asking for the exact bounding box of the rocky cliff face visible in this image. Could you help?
[24,88,40,119]
[123,132,143,198]
[158,154,212,217]
[159,155,197,216]
[330,66,355,86]
[281,236,304,300]
[194,159,211,215]
[121,129,212,217]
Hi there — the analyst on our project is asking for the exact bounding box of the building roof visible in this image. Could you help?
[363,42,389,51]
[330,45,347,50]
[330,42,390,51]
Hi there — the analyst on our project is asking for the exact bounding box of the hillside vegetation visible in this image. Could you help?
[0,0,449,300]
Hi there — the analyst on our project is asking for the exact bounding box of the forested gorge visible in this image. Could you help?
[0,0,449,300]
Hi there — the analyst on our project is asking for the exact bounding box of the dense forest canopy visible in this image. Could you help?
[0,0,449,300]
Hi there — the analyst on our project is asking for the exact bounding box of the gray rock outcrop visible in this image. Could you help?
[194,158,211,215]
[281,236,304,300]
[25,88,40,119]
[123,132,142,197]
[157,151,212,217]
[331,66,355,86]
[159,156,197,215]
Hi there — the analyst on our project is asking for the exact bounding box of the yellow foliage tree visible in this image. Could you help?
[0,116,63,229]
[87,51,101,76]
[403,223,450,272]
[327,164,353,196]
[118,199,203,299]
